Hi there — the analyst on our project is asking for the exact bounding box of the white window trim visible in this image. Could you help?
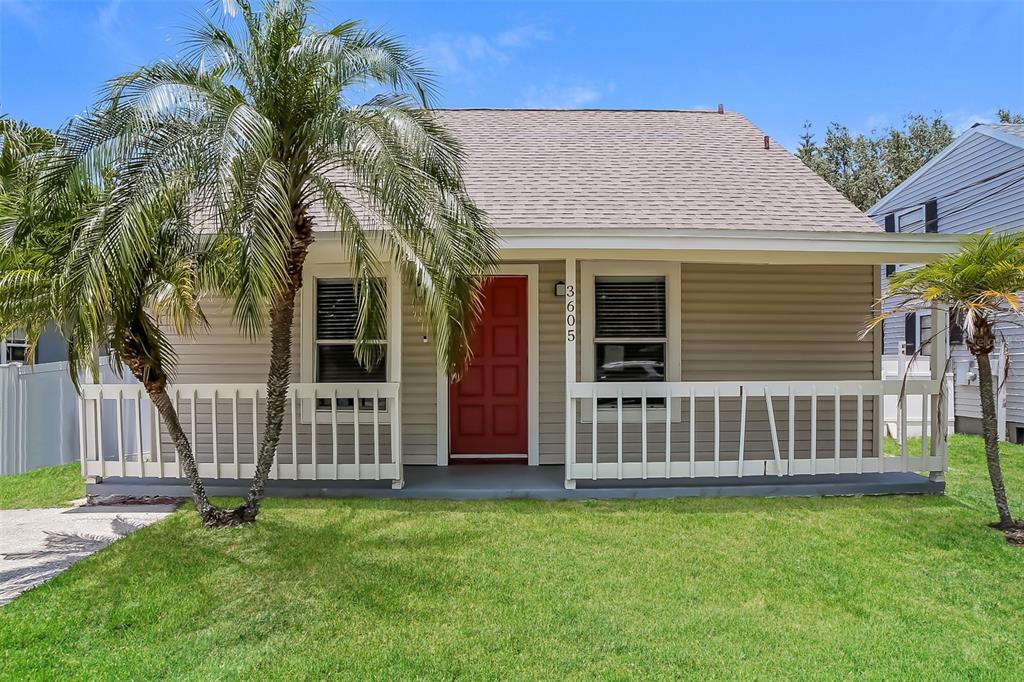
[435,264,540,466]
[1,329,28,365]
[891,206,927,276]
[299,263,400,424]
[580,261,682,423]
[901,311,921,356]
[896,205,926,233]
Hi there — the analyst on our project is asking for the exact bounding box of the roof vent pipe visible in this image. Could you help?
[717,103,724,114]
[764,135,770,150]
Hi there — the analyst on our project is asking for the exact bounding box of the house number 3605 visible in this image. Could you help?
[565,285,576,342]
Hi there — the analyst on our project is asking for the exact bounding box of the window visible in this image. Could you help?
[594,276,666,405]
[580,262,681,419]
[904,313,919,355]
[314,278,386,410]
[2,330,28,364]
[949,313,965,345]
[897,206,926,233]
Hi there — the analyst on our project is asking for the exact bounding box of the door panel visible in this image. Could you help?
[449,276,529,456]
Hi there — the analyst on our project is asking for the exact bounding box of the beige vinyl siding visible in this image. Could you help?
[570,263,879,465]
[163,261,878,469]
[538,260,568,464]
[399,286,438,465]
[160,286,422,467]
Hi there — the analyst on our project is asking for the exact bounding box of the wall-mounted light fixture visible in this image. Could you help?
[554,281,566,297]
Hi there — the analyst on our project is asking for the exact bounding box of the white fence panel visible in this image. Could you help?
[0,359,140,476]
[882,355,954,439]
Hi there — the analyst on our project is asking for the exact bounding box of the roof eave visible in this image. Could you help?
[496,226,962,265]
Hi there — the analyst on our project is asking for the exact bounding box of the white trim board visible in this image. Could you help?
[436,264,540,466]
[497,229,960,264]
[302,229,960,266]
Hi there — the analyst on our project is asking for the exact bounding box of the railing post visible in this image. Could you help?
[996,348,1008,443]
[564,255,577,489]
[391,385,404,489]
[929,301,949,482]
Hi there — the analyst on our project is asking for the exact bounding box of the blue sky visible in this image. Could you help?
[1,0,1022,150]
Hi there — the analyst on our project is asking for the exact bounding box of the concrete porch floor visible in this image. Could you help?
[87,465,944,501]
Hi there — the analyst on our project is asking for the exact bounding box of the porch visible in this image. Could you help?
[78,376,948,496]
[86,464,942,500]
[79,231,958,496]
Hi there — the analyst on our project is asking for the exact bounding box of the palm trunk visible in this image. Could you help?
[242,212,315,521]
[969,320,1016,529]
[121,325,246,527]
[146,386,247,526]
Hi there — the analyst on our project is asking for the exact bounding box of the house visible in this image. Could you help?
[1,325,66,365]
[870,123,1024,442]
[78,109,959,497]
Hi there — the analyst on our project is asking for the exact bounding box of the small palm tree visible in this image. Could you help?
[869,230,1023,535]
[0,121,235,523]
[57,0,497,524]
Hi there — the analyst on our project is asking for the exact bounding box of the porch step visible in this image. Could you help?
[86,466,943,501]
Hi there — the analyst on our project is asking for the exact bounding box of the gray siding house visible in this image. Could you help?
[870,124,1024,439]
[2,325,67,365]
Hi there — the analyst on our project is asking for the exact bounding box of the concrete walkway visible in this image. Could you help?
[0,505,175,606]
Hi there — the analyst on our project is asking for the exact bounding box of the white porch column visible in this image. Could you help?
[929,301,948,482]
[389,265,404,489]
[564,256,577,489]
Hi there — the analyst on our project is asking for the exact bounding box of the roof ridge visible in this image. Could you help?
[432,107,729,114]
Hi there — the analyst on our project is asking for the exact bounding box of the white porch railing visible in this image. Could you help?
[79,382,403,487]
[565,379,946,482]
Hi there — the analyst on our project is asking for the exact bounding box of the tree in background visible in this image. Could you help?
[998,109,1024,124]
[797,114,954,210]
[866,231,1024,544]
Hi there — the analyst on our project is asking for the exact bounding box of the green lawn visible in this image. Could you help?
[0,437,1022,680]
[0,462,83,509]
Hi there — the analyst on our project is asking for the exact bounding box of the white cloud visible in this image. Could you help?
[97,0,124,32]
[421,25,550,77]
[519,80,616,109]
[494,25,551,49]
[1,0,42,33]
[951,111,995,134]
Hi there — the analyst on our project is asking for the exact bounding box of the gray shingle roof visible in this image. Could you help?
[975,123,1024,145]
[313,108,880,234]
[434,109,880,233]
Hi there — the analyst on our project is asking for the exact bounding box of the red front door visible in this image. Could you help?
[449,276,529,457]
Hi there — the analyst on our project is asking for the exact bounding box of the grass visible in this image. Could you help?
[0,462,83,509]
[0,437,1022,680]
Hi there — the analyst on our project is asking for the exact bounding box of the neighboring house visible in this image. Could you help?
[1,325,68,365]
[870,123,1024,441]
[79,109,957,494]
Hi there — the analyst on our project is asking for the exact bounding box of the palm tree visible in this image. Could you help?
[868,230,1023,534]
[57,0,497,524]
[0,119,236,524]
